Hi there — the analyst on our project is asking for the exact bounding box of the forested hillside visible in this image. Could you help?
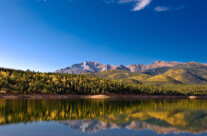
[86,64,207,85]
[58,61,207,85]
[1,68,207,95]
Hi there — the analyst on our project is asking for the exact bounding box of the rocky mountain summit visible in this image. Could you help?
[56,61,180,74]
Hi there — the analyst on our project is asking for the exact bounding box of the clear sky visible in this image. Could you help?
[0,0,207,72]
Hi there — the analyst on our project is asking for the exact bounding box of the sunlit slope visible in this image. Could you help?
[85,70,152,84]
[144,69,207,85]
[142,62,207,84]
[163,69,207,84]
[85,70,139,79]
[175,62,207,80]
[146,74,183,84]
[86,66,207,85]
[119,79,142,84]
[145,69,207,85]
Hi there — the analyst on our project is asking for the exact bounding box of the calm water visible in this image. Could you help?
[0,99,207,136]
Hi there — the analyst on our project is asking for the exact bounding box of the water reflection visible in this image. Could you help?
[0,99,207,135]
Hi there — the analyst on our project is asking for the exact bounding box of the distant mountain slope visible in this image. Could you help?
[87,68,207,85]
[142,67,172,76]
[56,61,179,74]
[142,61,180,71]
[163,69,207,84]
[85,70,150,84]
[88,69,207,86]
[86,69,183,84]
[146,74,183,84]
[86,70,141,80]
[56,61,207,85]
[174,62,207,80]
[143,62,207,76]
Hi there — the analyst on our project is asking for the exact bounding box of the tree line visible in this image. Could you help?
[0,68,207,95]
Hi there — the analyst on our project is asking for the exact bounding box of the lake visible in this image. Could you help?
[0,99,207,136]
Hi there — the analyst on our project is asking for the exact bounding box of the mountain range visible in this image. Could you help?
[56,61,207,85]
[56,61,180,74]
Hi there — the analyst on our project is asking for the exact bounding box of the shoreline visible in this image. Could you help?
[0,93,207,99]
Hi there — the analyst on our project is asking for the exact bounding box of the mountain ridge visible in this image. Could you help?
[56,61,183,74]
[56,61,207,85]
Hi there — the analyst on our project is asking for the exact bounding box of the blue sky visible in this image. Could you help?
[0,0,207,72]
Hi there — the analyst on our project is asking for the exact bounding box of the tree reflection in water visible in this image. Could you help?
[0,99,207,134]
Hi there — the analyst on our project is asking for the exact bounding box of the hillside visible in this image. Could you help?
[143,62,207,85]
[0,67,140,94]
[163,69,207,84]
[85,70,150,84]
[146,75,183,84]
[86,68,207,85]
[144,69,207,85]
[143,62,207,76]
[81,61,207,85]
[1,67,207,95]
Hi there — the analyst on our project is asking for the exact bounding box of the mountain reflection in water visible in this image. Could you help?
[0,99,207,135]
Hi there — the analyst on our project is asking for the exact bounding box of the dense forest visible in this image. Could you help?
[1,68,207,95]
